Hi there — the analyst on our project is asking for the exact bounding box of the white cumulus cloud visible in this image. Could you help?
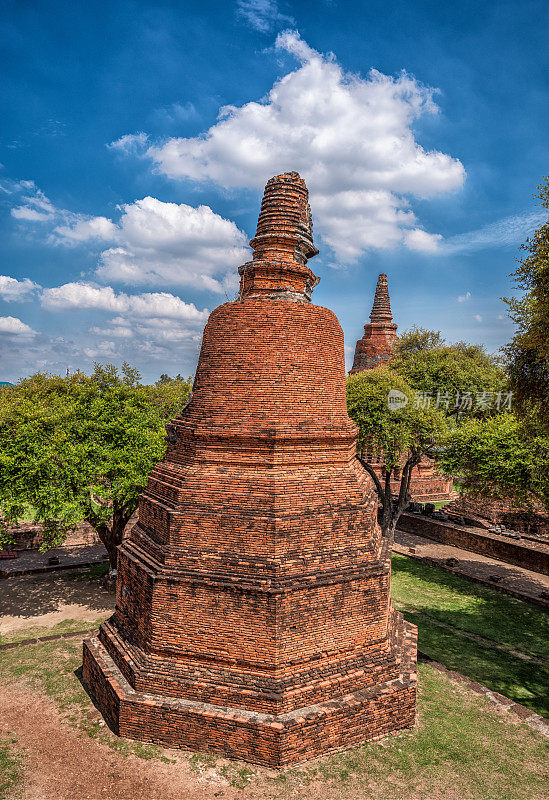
[11,184,56,222]
[458,291,471,303]
[89,323,134,338]
[122,30,465,263]
[0,275,40,302]
[10,182,115,244]
[106,132,149,155]
[94,197,249,292]
[40,281,209,322]
[11,182,249,293]
[0,316,37,336]
[54,215,117,244]
[403,229,443,253]
[83,340,117,359]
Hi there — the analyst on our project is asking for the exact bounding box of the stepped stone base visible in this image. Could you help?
[82,622,417,767]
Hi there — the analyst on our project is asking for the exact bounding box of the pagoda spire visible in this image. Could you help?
[239,172,320,302]
[84,175,416,767]
[369,273,393,322]
[350,273,398,373]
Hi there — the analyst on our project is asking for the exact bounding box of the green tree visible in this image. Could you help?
[394,326,445,355]
[438,413,549,517]
[0,365,191,570]
[346,368,449,540]
[145,374,193,418]
[392,327,506,417]
[504,177,549,428]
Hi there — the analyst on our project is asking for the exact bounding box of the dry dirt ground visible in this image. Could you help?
[0,681,345,800]
[0,571,113,636]
[1,569,547,800]
[0,685,234,800]
[1,655,547,800]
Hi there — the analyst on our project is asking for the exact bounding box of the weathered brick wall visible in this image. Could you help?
[5,520,101,550]
[366,455,455,503]
[398,512,549,575]
[446,495,549,538]
[83,625,416,766]
[3,514,139,552]
[109,297,401,688]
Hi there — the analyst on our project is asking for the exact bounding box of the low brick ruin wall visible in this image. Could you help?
[5,520,101,550]
[2,511,139,553]
[445,496,549,538]
[397,513,549,576]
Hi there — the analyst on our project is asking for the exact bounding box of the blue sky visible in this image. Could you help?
[1,0,548,382]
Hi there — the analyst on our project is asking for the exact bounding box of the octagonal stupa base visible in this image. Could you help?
[82,624,417,768]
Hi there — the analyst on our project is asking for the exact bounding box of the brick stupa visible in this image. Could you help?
[83,172,417,766]
[350,274,454,502]
[350,273,398,373]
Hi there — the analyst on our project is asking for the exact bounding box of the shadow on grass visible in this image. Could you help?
[391,554,549,717]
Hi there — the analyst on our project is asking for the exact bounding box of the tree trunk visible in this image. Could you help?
[104,532,119,573]
[85,498,137,575]
[357,452,421,545]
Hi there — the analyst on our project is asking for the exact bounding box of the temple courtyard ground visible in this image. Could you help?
[394,530,549,609]
[1,558,547,800]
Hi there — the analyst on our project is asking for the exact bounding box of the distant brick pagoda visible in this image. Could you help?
[350,274,454,503]
[350,273,398,373]
[83,172,417,767]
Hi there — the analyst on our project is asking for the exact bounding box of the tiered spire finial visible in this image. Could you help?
[238,172,320,302]
[369,273,393,323]
[350,273,398,373]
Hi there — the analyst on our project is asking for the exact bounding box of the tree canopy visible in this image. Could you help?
[391,327,507,417]
[0,364,191,568]
[439,413,549,517]
[504,177,549,429]
[346,368,449,539]
[394,326,445,355]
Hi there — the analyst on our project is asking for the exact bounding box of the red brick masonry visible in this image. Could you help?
[376,455,455,503]
[4,520,100,550]
[446,495,549,538]
[350,273,398,374]
[83,172,417,766]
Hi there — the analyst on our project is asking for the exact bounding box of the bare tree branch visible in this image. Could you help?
[357,454,386,504]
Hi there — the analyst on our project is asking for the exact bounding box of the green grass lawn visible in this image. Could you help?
[391,553,549,716]
[0,636,547,799]
[0,736,23,800]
